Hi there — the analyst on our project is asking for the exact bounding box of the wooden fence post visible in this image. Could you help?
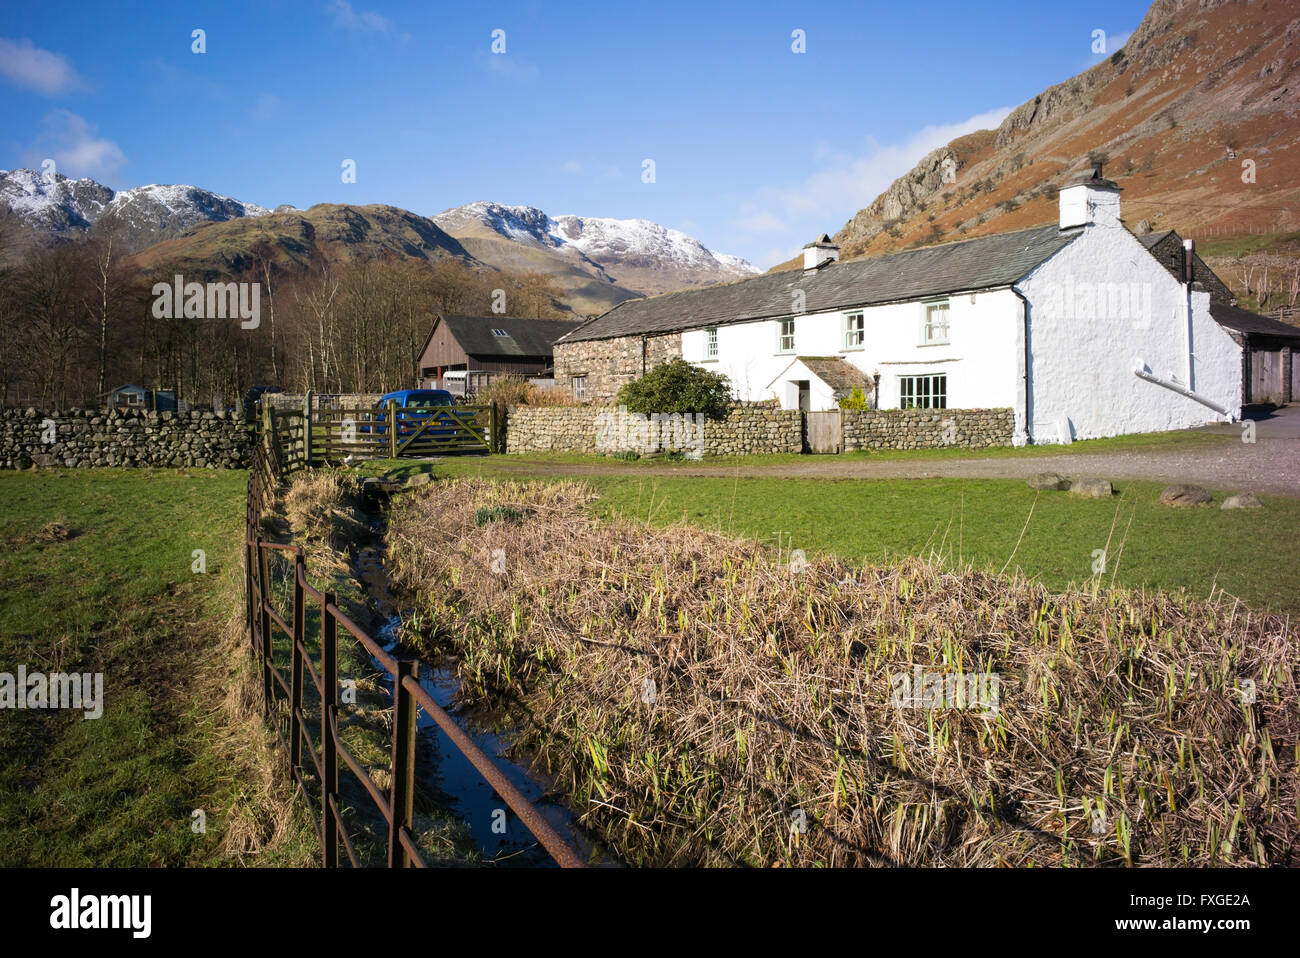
[388,658,418,867]
[387,398,398,460]
[302,390,314,468]
[322,590,339,868]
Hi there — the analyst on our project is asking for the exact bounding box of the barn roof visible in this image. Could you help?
[425,314,586,359]
[558,224,1081,344]
[1209,303,1300,342]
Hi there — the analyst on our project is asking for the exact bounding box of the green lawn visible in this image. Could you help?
[357,456,1300,612]
[0,469,314,866]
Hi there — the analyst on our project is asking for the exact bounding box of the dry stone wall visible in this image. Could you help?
[841,407,1014,450]
[504,404,1013,455]
[0,407,251,469]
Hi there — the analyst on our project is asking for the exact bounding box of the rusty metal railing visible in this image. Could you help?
[245,416,585,867]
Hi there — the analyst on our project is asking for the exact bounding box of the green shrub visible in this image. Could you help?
[475,506,523,526]
[837,387,871,411]
[610,450,640,461]
[615,358,732,420]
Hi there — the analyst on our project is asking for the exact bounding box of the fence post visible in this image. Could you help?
[387,399,398,460]
[258,539,273,717]
[303,390,314,468]
[489,402,498,453]
[322,591,339,868]
[389,658,418,867]
[290,550,305,770]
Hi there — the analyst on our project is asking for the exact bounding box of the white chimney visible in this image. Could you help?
[803,234,839,270]
[1059,162,1122,230]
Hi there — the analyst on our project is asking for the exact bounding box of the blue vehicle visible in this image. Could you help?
[366,389,457,442]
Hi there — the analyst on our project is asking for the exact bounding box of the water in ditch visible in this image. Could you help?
[353,514,613,867]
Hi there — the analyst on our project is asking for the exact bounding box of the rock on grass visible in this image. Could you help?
[1160,484,1214,507]
[1069,478,1113,498]
[1222,492,1264,510]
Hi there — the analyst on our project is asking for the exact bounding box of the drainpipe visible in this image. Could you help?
[641,335,648,375]
[1183,239,1195,389]
[1013,288,1032,444]
[1133,359,1234,419]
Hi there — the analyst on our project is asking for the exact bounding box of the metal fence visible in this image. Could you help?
[245,416,584,867]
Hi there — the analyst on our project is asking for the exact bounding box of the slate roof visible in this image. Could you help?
[559,224,1081,343]
[1137,229,1175,249]
[1209,303,1300,342]
[433,315,585,358]
[797,357,875,394]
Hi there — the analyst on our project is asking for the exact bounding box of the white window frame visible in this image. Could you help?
[571,375,587,400]
[843,312,865,350]
[705,326,718,359]
[922,300,950,345]
[898,373,947,409]
[777,318,795,354]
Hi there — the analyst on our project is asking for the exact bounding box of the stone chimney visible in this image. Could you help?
[1059,161,1122,230]
[803,234,839,270]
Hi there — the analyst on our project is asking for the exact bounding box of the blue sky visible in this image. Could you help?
[0,0,1146,267]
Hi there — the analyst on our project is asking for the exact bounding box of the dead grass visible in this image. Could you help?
[386,477,1299,867]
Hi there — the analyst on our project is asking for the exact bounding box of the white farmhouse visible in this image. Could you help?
[554,165,1254,443]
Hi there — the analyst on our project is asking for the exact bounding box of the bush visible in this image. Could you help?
[837,387,871,411]
[475,379,579,407]
[615,358,732,419]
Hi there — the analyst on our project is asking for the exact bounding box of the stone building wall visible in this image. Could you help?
[553,333,683,404]
[0,407,251,469]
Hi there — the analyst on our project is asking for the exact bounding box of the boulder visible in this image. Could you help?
[1027,472,1070,491]
[1069,478,1113,498]
[1221,492,1264,510]
[1160,484,1213,507]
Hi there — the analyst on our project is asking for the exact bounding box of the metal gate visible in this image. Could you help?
[804,410,841,454]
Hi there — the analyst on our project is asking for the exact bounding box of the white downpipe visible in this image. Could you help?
[1133,359,1234,419]
[1183,239,1195,389]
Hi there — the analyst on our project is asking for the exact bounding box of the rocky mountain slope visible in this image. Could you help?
[1,169,760,315]
[774,0,1300,315]
[0,168,269,249]
[434,201,759,313]
[128,202,474,280]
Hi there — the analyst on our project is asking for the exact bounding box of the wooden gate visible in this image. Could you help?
[312,400,494,462]
[1250,348,1283,404]
[804,410,841,454]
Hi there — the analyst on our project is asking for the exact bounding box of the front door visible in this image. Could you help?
[797,380,810,412]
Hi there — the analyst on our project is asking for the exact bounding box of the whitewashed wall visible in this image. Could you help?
[1018,226,1241,442]
[681,288,1023,413]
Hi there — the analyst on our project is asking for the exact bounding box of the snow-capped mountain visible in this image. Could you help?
[433,201,759,300]
[0,169,268,249]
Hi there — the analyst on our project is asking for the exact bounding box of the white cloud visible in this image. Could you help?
[561,160,583,174]
[327,1,408,40]
[0,37,87,95]
[733,106,1013,268]
[22,110,126,182]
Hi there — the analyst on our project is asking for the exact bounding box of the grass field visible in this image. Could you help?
[0,469,314,866]
[357,455,1300,612]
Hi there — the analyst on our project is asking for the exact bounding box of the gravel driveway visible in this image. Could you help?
[491,406,1300,496]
